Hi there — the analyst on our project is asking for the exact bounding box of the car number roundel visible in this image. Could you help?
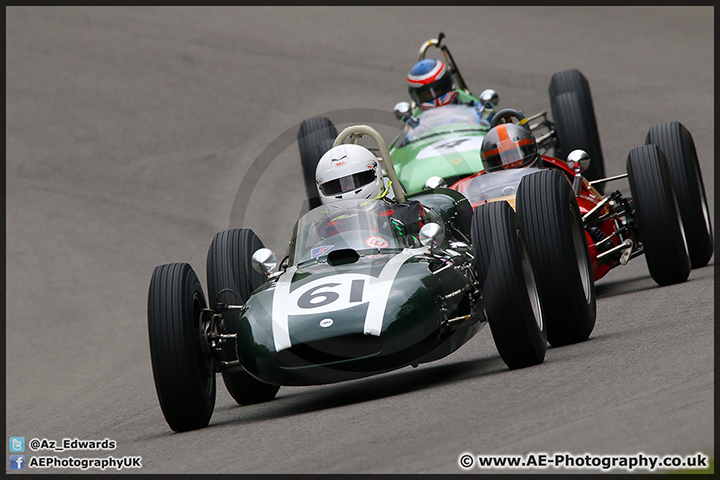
[271,250,417,351]
[288,274,372,314]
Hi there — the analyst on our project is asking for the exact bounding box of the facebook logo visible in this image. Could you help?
[9,437,25,452]
[9,455,25,470]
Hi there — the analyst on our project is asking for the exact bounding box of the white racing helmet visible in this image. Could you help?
[315,144,384,204]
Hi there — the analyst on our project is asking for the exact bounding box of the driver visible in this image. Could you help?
[315,144,426,245]
[480,121,543,172]
[406,58,476,111]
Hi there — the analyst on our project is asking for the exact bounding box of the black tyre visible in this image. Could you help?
[471,201,546,369]
[549,69,600,144]
[207,229,280,405]
[627,145,691,286]
[645,122,713,268]
[148,263,215,432]
[551,92,606,188]
[516,169,596,347]
[298,117,337,210]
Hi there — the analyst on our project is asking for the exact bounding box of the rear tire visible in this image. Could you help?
[298,117,337,210]
[549,69,600,145]
[627,145,691,286]
[645,122,713,268]
[551,91,606,189]
[471,201,546,369]
[549,69,604,190]
[148,263,215,432]
[207,229,280,405]
[516,169,596,347]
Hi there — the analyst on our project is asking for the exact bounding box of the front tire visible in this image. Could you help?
[645,122,713,268]
[471,201,546,369]
[207,229,280,405]
[148,263,215,432]
[516,169,596,347]
[627,145,691,286]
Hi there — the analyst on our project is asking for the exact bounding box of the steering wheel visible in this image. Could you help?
[490,108,531,131]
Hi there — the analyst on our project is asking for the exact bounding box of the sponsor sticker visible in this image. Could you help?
[311,245,333,258]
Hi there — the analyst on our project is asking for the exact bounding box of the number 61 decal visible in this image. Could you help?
[290,274,372,313]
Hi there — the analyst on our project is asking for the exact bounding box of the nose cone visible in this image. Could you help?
[235,257,445,385]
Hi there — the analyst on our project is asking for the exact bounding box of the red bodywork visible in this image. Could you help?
[450,155,621,282]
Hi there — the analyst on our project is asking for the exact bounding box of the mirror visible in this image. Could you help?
[251,248,277,276]
[479,89,499,108]
[567,149,591,172]
[424,176,448,189]
[394,101,411,121]
[419,223,445,247]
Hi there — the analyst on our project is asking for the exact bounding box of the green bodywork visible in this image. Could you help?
[235,190,485,386]
[388,94,491,194]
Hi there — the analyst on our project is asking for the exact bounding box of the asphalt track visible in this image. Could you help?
[6,6,714,474]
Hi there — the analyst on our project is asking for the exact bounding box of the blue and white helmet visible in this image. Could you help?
[407,58,457,110]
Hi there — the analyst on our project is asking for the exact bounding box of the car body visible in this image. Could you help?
[452,156,616,281]
[450,117,713,287]
[388,104,491,193]
[237,192,483,386]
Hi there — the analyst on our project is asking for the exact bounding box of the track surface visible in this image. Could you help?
[6,7,714,474]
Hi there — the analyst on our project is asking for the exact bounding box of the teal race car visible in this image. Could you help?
[298,33,608,207]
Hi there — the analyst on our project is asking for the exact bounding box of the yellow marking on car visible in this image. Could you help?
[482,194,517,210]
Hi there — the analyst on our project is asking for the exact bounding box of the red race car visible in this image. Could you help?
[448,108,712,347]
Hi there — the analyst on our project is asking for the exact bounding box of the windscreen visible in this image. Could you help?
[454,167,544,204]
[397,104,485,147]
[289,199,409,266]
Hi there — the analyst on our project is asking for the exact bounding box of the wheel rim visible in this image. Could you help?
[694,164,712,237]
[671,185,690,258]
[569,206,592,304]
[193,292,215,397]
[518,230,543,331]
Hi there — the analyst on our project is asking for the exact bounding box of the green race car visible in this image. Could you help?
[298,33,608,207]
[147,125,554,432]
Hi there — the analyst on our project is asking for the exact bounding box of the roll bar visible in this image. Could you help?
[333,125,406,203]
[417,32,471,95]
